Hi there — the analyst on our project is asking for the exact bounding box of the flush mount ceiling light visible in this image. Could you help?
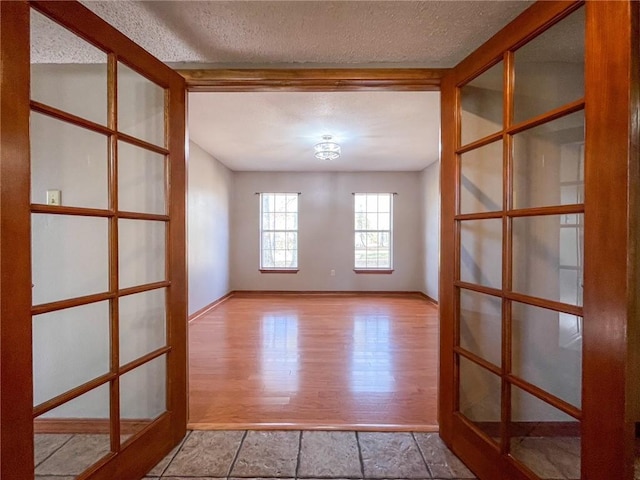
[314,135,341,160]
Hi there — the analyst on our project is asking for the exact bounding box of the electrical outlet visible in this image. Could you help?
[330,269,335,276]
[46,190,61,206]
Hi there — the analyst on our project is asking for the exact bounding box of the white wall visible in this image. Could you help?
[230,171,424,292]
[188,141,232,314]
[420,162,440,301]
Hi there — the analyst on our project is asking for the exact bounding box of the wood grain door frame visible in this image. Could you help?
[0,1,187,479]
[178,68,448,92]
[440,1,639,479]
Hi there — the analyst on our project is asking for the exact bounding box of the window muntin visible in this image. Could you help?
[354,193,393,270]
[260,193,298,269]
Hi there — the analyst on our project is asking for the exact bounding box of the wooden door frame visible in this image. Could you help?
[0,2,187,478]
[440,1,639,479]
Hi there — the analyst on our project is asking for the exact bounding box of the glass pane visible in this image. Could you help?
[459,289,502,367]
[30,9,107,125]
[461,61,503,146]
[33,301,110,407]
[512,302,581,408]
[31,113,108,209]
[118,62,165,146]
[513,7,585,123]
[120,355,166,443]
[510,386,580,479]
[460,140,503,214]
[459,356,501,443]
[34,384,111,477]
[118,142,166,214]
[32,215,109,305]
[119,219,166,288]
[119,289,166,366]
[512,214,584,305]
[513,111,584,209]
[460,219,502,289]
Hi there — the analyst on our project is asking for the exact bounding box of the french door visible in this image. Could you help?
[0,1,187,479]
[440,1,638,480]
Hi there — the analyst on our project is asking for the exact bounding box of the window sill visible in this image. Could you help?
[259,269,299,274]
[353,269,394,274]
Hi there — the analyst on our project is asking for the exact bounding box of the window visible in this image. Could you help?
[354,193,393,270]
[260,193,298,270]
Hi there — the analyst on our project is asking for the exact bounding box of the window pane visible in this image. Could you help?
[120,355,166,444]
[460,140,503,214]
[459,356,501,444]
[513,112,584,209]
[32,215,109,305]
[510,386,580,480]
[31,9,107,125]
[353,194,393,269]
[118,62,165,147]
[512,302,581,408]
[512,214,583,305]
[33,301,110,406]
[461,62,503,146]
[260,193,298,269]
[513,7,584,123]
[31,113,108,209]
[119,288,167,366]
[459,289,502,367]
[459,219,502,289]
[118,141,166,215]
[119,219,166,288]
[34,384,111,477]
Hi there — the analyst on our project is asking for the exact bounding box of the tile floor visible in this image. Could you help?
[144,431,477,480]
[33,430,640,479]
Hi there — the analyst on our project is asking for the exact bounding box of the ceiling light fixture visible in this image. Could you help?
[314,135,341,160]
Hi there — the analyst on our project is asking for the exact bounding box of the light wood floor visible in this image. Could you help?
[188,293,439,431]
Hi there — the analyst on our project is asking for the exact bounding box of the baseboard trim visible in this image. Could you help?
[34,418,148,434]
[417,292,439,305]
[187,421,439,432]
[231,290,435,299]
[188,291,234,323]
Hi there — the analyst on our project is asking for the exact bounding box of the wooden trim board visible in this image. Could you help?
[188,292,234,323]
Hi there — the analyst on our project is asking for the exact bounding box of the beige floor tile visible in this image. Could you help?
[146,431,191,477]
[298,431,362,478]
[35,434,110,476]
[34,433,73,467]
[359,432,429,478]
[510,437,580,480]
[231,431,300,478]
[163,430,244,477]
[413,432,475,479]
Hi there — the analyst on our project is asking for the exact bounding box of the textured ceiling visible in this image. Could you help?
[188,91,440,171]
[79,1,534,67]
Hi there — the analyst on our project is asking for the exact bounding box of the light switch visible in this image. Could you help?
[46,190,61,206]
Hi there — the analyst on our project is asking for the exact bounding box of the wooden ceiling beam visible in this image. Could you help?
[178,68,449,92]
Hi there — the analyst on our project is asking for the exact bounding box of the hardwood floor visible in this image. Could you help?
[188,293,439,430]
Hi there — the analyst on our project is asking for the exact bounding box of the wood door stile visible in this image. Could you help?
[0,3,34,478]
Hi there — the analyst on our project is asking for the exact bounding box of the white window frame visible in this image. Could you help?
[259,192,299,271]
[354,193,394,271]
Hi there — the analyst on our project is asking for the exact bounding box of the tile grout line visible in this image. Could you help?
[34,433,77,470]
[294,430,303,479]
[411,431,434,480]
[227,430,249,477]
[355,431,366,479]
[158,429,192,478]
